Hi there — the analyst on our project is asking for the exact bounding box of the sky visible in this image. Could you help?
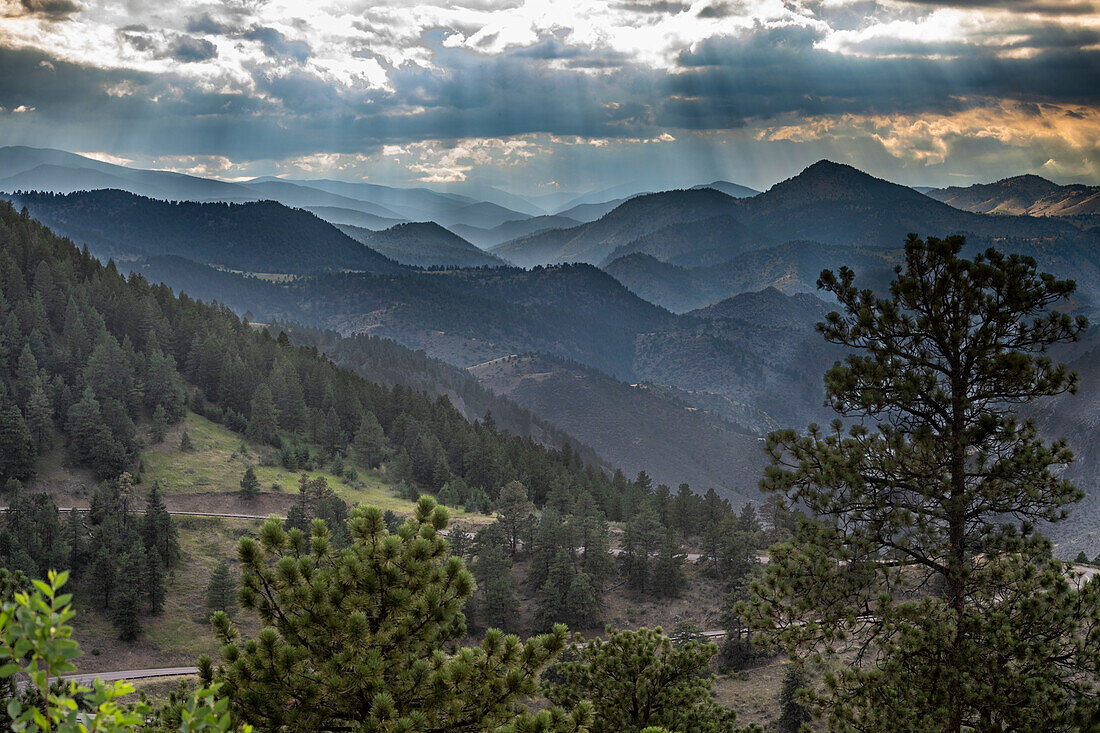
[0,0,1099,195]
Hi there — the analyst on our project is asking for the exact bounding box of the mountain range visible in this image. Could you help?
[926,174,1100,218]
[7,145,1100,543]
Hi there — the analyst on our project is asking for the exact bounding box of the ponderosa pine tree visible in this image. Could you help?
[245,384,278,445]
[150,403,169,444]
[351,411,386,468]
[651,532,685,599]
[141,482,180,568]
[239,465,260,501]
[205,560,237,620]
[743,235,1100,730]
[144,546,166,614]
[777,663,812,733]
[543,627,751,733]
[622,505,663,594]
[496,479,533,557]
[0,388,35,485]
[201,497,591,732]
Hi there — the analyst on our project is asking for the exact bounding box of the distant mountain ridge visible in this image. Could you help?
[492,188,743,267]
[335,221,505,268]
[3,189,402,275]
[925,175,1100,217]
[493,160,1082,270]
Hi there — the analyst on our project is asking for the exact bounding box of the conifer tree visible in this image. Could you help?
[205,560,237,619]
[622,505,663,594]
[88,544,116,610]
[0,392,35,485]
[350,411,386,468]
[652,532,685,598]
[201,498,590,731]
[141,482,180,567]
[239,465,260,501]
[777,664,812,733]
[245,384,279,445]
[150,403,169,444]
[496,479,534,556]
[743,236,1100,730]
[145,546,166,614]
[564,571,602,629]
[63,508,86,579]
[179,429,194,452]
[544,627,747,733]
[536,548,577,630]
[114,538,147,640]
[24,380,53,452]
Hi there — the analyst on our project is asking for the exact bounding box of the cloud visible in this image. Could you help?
[0,0,1099,187]
[15,0,79,18]
[167,36,217,63]
[243,26,311,64]
[185,12,233,35]
[896,0,1099,16]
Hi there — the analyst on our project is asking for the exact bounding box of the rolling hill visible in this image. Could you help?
[469,353,766,504]
[4,189,402,275]
[600,214,773,268]
[603,242,898,312]
[925,175,1100,217]
[335,221,506,268]
[731,160,1078,246]
[448,215,582,248]
[492,188,743,267]
[0,146,255,201]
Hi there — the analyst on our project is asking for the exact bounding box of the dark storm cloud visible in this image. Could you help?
[898,0,1098,15]
[15,0,80,18]
[2,14,1099,167]
[243,27,311,63]
[167,36,218,63]
[185,12,234,35]
[613,0,690,12]
[664,25,1100,126]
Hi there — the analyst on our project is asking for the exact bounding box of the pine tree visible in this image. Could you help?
[87,544,116,610]
[150,403,169,444]
[239,465,260,501]
[472,542,520,632]
[496,479,533,556]
[141,482,180,567]
[0,392,34,485]
[205,560,237,619]
[145,546,166,614]
[23,380,53,452]
[114,538,147,641]
[544,627,746,733]
[777,664,812,733]
[318,406,344,456]
[245,384,278,445]
[652,532,685,598]
[200,498,587,731]
[622,506,663,593]
[743,236,1100,730]
[536,549,577,630]
[63,508,86,579]
[179,429,194,452]
[114,587,141,641]
[350,412,386,468]
[564,571,602,630]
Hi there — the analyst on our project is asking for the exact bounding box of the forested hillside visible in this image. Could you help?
[0,200,666,520]
[2,190,402,274]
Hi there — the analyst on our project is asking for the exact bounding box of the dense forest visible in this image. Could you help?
[0,199,775,637]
